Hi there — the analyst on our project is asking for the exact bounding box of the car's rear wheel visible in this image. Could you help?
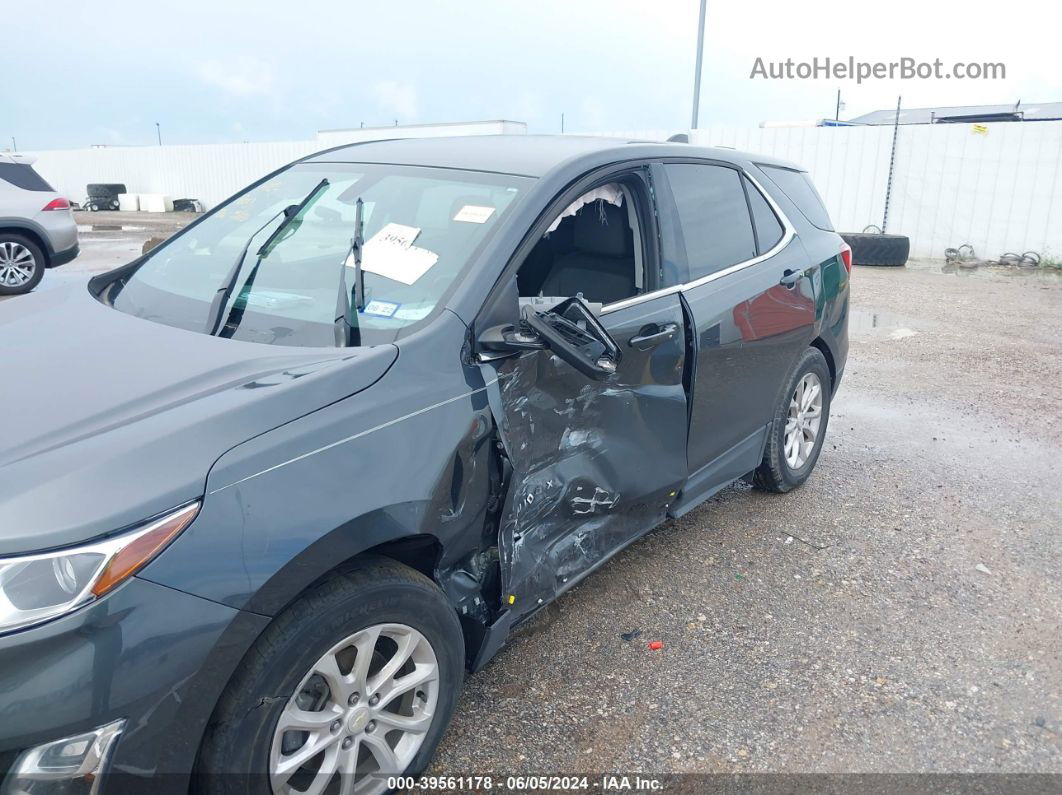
[196,558,464,795]
[0,234,45,295]
[753,347,832,493]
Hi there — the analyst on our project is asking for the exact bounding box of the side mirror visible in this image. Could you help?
[477,323,548,353]
[478,296,621,381]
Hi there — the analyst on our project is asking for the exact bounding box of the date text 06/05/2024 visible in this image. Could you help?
[387,775,664,791]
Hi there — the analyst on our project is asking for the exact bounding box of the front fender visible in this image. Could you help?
[140,312,495,615]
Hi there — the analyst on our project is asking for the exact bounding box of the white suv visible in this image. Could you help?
[0,154,79,295]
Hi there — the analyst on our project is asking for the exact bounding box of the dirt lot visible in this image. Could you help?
[5,221,1060,776]
[0,211,196,302]
[432,260,1062,776]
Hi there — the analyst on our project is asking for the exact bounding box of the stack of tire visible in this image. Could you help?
[839,226,910,267]
[84,183,127,212]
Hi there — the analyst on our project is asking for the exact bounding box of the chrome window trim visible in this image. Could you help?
[600,168,796,316]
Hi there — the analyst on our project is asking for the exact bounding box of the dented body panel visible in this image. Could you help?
[480,293,688,616]
[0,136,849,782]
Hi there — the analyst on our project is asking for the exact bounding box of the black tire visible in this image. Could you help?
[753,347,832,493]
[87,202,99,212]
[840,232,910,266]
[196,558,465,793]
[0,233,46,295]
[86,182,127,199]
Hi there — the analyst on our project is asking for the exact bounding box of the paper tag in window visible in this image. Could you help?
[347,223,439,285]
[453,205,495,224]
[362,300,399,318]
[370,222,420,248]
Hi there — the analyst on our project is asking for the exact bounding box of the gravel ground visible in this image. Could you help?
[0,211,196,303]
[431,259,1062,777]
[5,226,1060,777]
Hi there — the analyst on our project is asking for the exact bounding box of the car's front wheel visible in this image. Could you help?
[0,234,45,295]
[753,346,832,493]
[196,558,464,794]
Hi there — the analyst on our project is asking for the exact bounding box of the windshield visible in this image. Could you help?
[102,163,528,347]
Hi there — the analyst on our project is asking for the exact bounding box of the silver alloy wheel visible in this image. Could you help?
[269,623,440,795]
[784,372,823,470]
[0,242,37,288]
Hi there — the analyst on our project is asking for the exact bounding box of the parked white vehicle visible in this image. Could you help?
[0,153,79,294]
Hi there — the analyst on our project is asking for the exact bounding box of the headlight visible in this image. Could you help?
[3,719,124,795]
[0,502,199,634]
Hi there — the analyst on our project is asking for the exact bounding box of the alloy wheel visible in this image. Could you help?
[784,372,823,469]
[269,623,440,795]
[0,242,37,288]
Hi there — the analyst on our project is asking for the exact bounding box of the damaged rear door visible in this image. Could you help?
[479,292,689,616]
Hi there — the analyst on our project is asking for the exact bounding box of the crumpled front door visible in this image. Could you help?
[480,292,689,616]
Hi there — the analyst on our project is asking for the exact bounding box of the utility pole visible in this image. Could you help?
[882,95,902,233]
[835,89,842,121]
[10,137,15,152]
[561,112,565,134]
[690,0,707,129]
[155,122,162,146]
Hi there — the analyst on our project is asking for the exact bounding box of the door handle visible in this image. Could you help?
[779,269,802,288]
[629,323,678,350]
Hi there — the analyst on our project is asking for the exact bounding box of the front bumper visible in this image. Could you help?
[0,577,268,792]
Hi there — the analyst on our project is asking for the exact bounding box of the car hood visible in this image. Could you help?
[0,287,397,555]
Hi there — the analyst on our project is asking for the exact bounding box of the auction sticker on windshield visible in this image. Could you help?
[453,204,496,223]
[350,222,440,285]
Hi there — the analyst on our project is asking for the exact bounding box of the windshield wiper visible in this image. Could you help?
[203,207,285,336]
[204,178,329,337]
[334,197,365,347]
[256,178,329,259]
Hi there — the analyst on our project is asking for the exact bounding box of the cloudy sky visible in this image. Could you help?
[3,0,1057,150]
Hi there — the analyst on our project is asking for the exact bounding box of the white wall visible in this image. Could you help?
[24,120,1062,259]
[27,141,323,211]
[25,121,526,211]
[589,122,1062,259]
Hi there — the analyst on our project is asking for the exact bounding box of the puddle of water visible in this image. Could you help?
[906,257,1062,284]
[849,308,919,338]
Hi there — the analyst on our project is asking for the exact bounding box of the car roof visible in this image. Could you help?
[301,134,804,178]
[0,153,38,166]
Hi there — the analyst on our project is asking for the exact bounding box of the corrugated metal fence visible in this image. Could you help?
[23,122,524,212]
[25,121,1062,260]
[594,122,1062,259]
[26,141,322,211]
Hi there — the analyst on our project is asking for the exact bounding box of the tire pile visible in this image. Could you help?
[839,225,910,267]
[84,183,127,212]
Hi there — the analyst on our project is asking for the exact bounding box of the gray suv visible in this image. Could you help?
[0,154,79,294]
[0,136,848,793]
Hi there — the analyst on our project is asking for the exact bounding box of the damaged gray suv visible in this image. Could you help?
[0,135,849,793]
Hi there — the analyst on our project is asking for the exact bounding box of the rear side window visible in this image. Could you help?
[743,176,784,254]
[757,165,833,231]
[0,163,54,192]
[663,163,756,281]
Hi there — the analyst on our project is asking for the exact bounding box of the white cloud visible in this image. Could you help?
[373,80,418,120]
[198,57,277,97]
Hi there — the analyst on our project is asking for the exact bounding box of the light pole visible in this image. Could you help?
[156,122,162,146]
[690,0,707,129]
